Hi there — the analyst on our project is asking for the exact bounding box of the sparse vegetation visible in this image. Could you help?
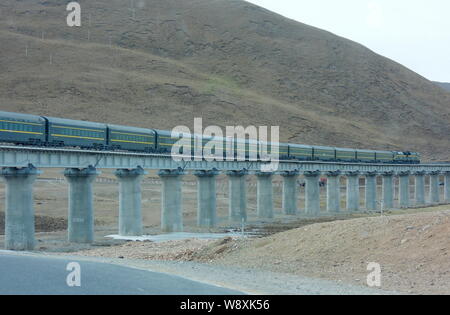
[0,0,449,160]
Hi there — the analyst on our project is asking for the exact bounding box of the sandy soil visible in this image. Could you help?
[201,209,450,295]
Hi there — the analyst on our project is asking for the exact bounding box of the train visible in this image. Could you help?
[0,110,421,164]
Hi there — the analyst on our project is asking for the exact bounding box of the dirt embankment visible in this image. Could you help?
[0,212,68,235]
[202,210,450,294]
[74,209,450,294]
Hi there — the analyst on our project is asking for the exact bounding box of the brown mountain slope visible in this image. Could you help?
[435,82,450,93]
[0,0,449,160]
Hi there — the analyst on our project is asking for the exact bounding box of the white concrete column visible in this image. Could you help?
[195,170,219,228]
[445,172,450,203]
[414,171,426,206]
[327,171,341,213]
[115,167,147,236]
[227,170,247,223]
[304,171,321,216]
[0,164,41,251]
[346,171,360,212]
[64,166,100,244]
[429,171,440,204]
[364,172,378,211]
[159,169,184,232]
[281,171,299,215]
[256,172,274,219]
[398,171,411,209]
[382,171,394,210]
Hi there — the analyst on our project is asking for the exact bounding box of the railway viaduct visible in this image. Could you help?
[0,145,449,251]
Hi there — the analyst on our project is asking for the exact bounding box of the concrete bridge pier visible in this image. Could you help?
[195,170,219,228]
[445,172,450,203]
[414,171,426,206]
[227,170,248,223]
[429,171,441,204]
[64,166,100,244]
[364,172,378,211]
[327,171,341,213]
[0,164,41,251]
[382,171,395,210]
[304,171,321,216]
[281,171,299,215]
[159,169,184,232]
[256,172,274,219]
[115,167,147,236]
[346,171,360,212]
[398,171,411,209]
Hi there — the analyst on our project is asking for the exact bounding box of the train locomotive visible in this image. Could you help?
[0,111,421,164]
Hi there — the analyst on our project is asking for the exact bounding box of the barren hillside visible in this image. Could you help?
[435,82,450,93]
[0,0,449,160]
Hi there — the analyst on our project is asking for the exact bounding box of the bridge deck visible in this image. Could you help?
[0,145,448,173]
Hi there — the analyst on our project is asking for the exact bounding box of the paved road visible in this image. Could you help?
[0,253,243,295]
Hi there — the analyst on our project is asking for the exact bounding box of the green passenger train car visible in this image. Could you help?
[335,147,357,162]
[107,124,156,152]
[0,111,46,145]
[155,129,195,156]
[374,150,395,163]
[287,144,314,161]
[312,146,336,161]
[46,117,107,149]
[155,129,181,154]
[0,111,423,165]
[356,149,377,163]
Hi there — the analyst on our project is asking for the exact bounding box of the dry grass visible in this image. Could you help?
[0,0,449,161]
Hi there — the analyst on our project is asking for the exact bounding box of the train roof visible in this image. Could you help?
[355,149,378,153]
[335,147,357,152]
[107,124,155,135]
[312,145,335,150]
[289,143,313,149]
[0,111,45,123]
[154,129,193,138]
[374,150,395,154]
[45,116,106,129]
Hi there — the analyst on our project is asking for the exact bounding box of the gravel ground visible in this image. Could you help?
[68,207,450,295]
[37,253,394,295]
